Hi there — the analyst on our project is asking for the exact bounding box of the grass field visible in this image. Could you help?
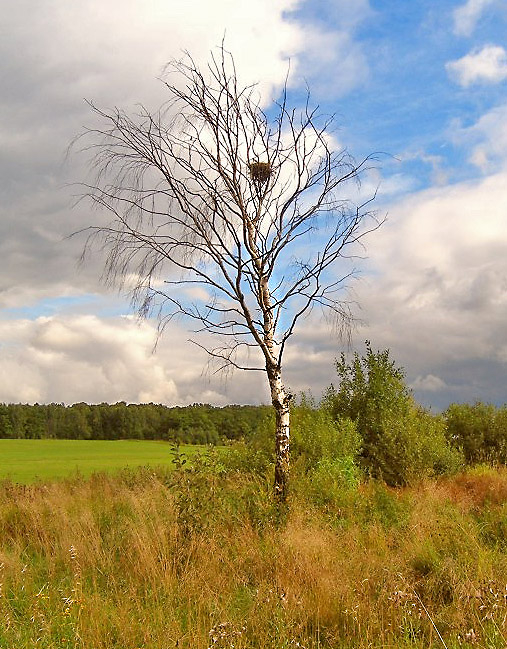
[2,463,507,648]
[0,439,201,483]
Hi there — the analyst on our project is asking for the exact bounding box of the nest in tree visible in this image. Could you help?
[249,162,271,184]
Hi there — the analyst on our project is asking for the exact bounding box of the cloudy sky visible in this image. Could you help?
[1,0,506,409]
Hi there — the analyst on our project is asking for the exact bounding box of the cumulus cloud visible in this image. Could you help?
[3,0,506,413]
[0,0,373,309]
[2,170,507,410]
[290,1,372,98]
[0,314,268,405]
[446,45,507,86]
[0,0,308,307]
[348,171,507,408]
[296,28,369,98]
[453,0,499,36]
[410,375,447,392]
[451,101,507,171]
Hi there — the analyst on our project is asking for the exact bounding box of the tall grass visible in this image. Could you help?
[2,463,507,648]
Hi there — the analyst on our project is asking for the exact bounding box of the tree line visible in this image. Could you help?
[0,402,270,444]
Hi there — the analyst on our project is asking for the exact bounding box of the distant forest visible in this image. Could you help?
[0,402,270,444]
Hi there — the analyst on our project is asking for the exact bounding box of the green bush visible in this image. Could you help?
[220,439,274,476]
[220,402,363,505]
[288,404,362,504]
[366,405,463,485]
[326,342,463,485]
[290,404,361,470]
[220,413,275,476]
[446,402,507,465]
[307,456,361,506]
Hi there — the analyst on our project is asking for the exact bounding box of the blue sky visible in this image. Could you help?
[0,0,506,408]
[294,0,506,183]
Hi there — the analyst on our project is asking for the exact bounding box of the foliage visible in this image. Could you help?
[0,402,269,444]
[219,399,363,512]
[325,342,463,485]
[290,400,361,471]
[364,405,464,486]
[221,402,361,471]
[290,403,362,503]
[445,401,507,465]
[301,455,361,509]
[219,412,275,476]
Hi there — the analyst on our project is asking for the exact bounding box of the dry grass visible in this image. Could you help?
[1,466,507,648]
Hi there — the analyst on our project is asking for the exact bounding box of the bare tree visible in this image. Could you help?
[76,46,380,502]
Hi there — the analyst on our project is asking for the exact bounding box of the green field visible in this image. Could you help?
[0,438,201,483]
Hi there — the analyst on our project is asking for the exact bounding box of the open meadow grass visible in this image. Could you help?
[1,458,507,648]
[0,439,202,483]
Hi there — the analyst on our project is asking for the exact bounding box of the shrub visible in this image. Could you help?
[307,456,361,507]
[290,404,361,470]
[289,405,362,505]
[220,412,275,476]
[446,402,507,465]
[326,342,463,485]
[366,405,463,485]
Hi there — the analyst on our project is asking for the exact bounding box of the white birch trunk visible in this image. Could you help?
[268,365,291,502]
[245,227,291,501]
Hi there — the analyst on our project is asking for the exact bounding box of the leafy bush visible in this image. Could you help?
[306,456,361,507]
[289,403,362,504]
[290,403,361,470]
[220,439,274,476]
[365,405,463,485]
[325,342,463,485]
[220,413,275,476]
[446,402,507,465]
[220,401,363,505]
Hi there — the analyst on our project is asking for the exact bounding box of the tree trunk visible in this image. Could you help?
[268,367,291,503]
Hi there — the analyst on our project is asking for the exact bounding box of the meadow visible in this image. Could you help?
[1,449,507,649]
[0,439,201,483]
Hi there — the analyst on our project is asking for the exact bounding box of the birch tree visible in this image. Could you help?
[76,47,380,502]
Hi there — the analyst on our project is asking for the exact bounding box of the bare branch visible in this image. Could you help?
[73,45,382,501]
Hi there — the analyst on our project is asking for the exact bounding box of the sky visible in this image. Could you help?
[1,0,506,410]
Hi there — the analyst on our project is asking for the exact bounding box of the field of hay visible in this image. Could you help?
[1,459,507,648]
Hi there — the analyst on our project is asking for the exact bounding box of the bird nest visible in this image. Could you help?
[249,162,271,183]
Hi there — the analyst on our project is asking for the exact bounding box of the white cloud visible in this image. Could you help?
[0,0,372,306]
[347,170,507,407]
[297,28,369,98]
[410,375,447,392]
[446,45,507,86]
[4,0,507,413]
[451,101,507,170]
[0,315,177,404]
[0,0,378,407]
[453,0,499,36]
[468,148,490,171]
[3,171,507,410]
[284,0,372,98]
[0,0,310,305]
[0,314,269,405]
[399,151,449,187]
[2,0,303,109]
